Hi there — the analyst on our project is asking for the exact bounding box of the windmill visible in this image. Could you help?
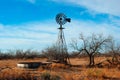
[55,13,71,64]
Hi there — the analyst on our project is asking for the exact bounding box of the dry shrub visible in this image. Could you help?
[86,68,105,78]
[117,64,120,70]
[50,74,61,80]
[96,59,117,68]
[0,69,34,80]
[51,63,69,69]
[62,72,92,80]
[62,73,73,80]
[41,71,50,80]
[103,68,120,79]
[72,74,84,80]
[41,71,61,80]
[37,66,45,72]
[0,57,120,80]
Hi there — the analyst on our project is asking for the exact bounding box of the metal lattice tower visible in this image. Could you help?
[55,13,71,64]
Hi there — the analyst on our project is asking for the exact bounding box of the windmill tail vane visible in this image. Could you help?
[66,18,71,22]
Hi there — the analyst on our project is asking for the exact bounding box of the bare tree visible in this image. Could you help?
[107,40,120,63]
[71,33,111,66]
[42,45,58,61]
[42,45,70,64]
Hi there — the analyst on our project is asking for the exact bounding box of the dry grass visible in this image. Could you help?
[0,57,120,80]
[0,68,34,80]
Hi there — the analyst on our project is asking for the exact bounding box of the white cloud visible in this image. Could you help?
[52,0,120,16]
[0,24,4,30]
[64,20,120,46]
[0,22,57,51]
[0,19,120,51]
[108,16,120,27]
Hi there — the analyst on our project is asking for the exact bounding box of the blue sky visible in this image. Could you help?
[0,0,120,51]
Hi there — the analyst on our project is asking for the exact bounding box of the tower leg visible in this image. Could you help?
[56,28,70,64]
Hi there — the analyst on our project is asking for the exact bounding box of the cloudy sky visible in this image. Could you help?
[0,0,120,51]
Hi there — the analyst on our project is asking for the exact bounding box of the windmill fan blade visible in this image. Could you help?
[66,18,71,22]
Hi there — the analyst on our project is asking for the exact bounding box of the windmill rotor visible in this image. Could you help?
[56,13,71,26]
